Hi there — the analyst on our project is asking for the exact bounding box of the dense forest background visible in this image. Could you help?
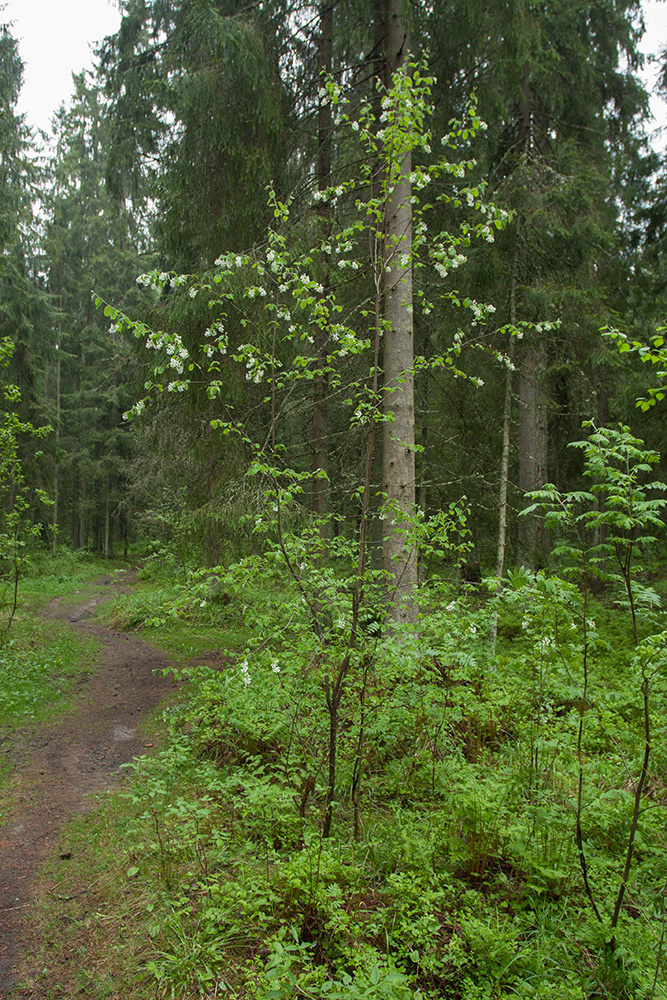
[5,2,667,998]
[1,0,665,574]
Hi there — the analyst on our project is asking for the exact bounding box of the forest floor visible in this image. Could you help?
[0,572,175,998]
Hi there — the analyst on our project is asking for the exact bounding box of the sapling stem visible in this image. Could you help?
[576,579,603,924]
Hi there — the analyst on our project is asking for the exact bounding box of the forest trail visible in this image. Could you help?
[0,574,174,997]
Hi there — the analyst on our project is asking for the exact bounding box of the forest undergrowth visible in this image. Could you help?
[2,428,666,999]
[16,529,667,1000]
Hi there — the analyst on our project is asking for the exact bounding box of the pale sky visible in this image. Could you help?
[3,0,667,140]
[4,0,121,135]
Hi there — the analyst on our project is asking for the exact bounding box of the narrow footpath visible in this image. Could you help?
[0,576,174,997]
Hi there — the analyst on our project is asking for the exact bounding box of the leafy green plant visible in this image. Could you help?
[0,336,51,640]
[524,422,667,953]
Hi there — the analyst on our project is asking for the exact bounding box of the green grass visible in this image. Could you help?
[0,549,119,727]
[0,617,99,727]
[95,566,252,665]
[14,548,132,611]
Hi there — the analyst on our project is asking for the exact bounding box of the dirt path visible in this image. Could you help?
[0,577,174,997]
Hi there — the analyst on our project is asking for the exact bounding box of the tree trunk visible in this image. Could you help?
[495,340,515,583]
[518,336,547,568]
[104,491,111,560]
[514,61,548,570]
[71,461,79,548]
[51,347,60,554]
[79,470,87,549]
[52,258,64,553]
[381,0,417,623]
[495,229,520,583]
[312,1,333,523]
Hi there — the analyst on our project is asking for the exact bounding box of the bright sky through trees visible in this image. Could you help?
[2,0,667,138]
[3,0,121,135]
[642,0,667,147]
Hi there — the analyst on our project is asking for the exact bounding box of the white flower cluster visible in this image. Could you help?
[240,659,251,686]
[244,355,264,384]
[166,342,188,358]
[123,397,148,421]
[136,270,190,289]
[166,380,188,392]
[408,170,431,190]
[466,299,495,324]
[496,353,516,372]
[205,321,226,339]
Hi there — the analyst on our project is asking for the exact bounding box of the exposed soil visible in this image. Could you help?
[0,574,175,997]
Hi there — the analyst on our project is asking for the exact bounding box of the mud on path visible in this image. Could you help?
[0,575,175,997]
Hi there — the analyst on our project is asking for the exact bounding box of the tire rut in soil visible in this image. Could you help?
[0,584,174,996]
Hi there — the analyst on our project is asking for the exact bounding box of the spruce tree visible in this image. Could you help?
[44,73,149,552]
